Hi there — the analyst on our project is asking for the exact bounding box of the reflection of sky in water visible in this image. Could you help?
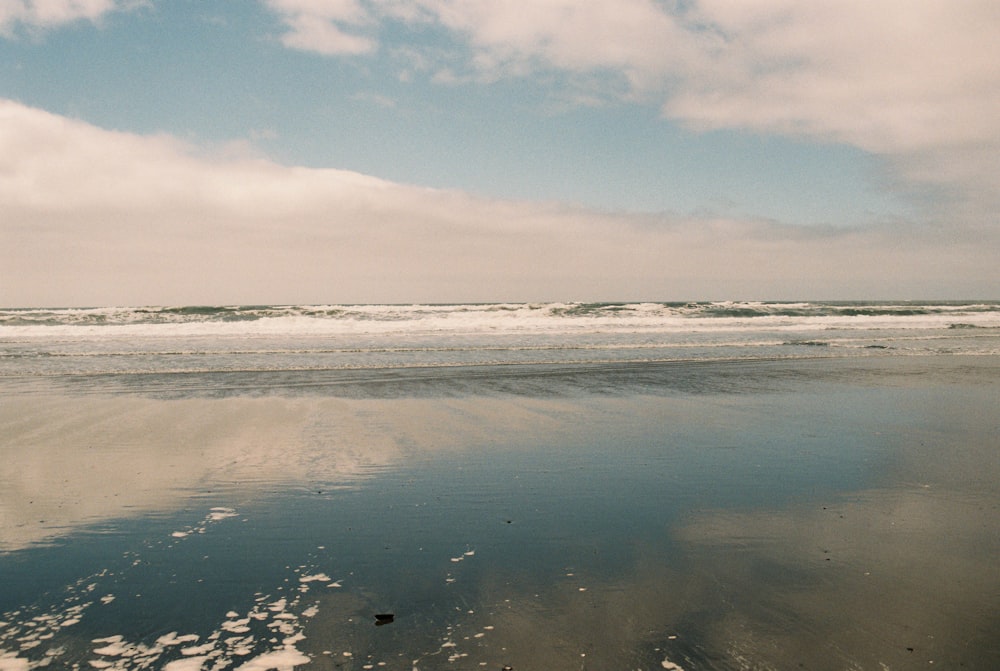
[1,361,999,669]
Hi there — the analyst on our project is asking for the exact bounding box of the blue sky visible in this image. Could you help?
[1,1,998,305]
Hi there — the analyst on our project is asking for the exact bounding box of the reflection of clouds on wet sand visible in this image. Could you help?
[651,386,1000,669]
[449,561,697,670]
[309,482,997,670]
[288,543,698,670]
[3,369,999,669]
[0,395,380,552]
[0,395,577,552]
[288,384,1000,671]
[670,409,1000,671]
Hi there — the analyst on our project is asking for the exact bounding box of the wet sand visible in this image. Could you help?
[1,355,999,669]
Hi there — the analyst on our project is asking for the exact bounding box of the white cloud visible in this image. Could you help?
[2,99,996,306]
[260,0,1000,225]
[265,0,377,54]
[674,1,1000,149]
[277,11,375,54]
[0,0,138,34]
[261,1,1000,149]
[414,0,695,82]
[670,1,1000,221]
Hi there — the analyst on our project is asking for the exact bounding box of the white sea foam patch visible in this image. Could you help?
[0,575,98,659]
[156,633,200,647]
[80,580,318,670]
[180,642,216,656]
[170,508,239,540]
[208,507,238,522]
[163,656,210,671]
[234,648,310,670]
[222,614,253,634]
[0,539,335,670]
[0,653,29,671]
[92,635,133,656]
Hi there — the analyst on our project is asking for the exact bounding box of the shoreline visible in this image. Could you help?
[4,352,1000,400]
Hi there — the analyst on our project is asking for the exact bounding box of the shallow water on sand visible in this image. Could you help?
[2,357,999,670]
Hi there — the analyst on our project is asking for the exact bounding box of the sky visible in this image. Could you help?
[1,0,998,306]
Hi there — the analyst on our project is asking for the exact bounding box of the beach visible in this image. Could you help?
[2,304,999,670]
[6,2,999,666]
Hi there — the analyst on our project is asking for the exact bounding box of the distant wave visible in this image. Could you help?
[3,301,999,329]
[3,301,1000,383]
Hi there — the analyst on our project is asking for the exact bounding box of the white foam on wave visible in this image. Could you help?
[8,301,997,341]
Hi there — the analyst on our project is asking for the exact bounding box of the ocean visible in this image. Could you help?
[2,302,999,670]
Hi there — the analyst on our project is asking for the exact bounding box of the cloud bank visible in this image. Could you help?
[2,3,997,304]
[2,99,996,306]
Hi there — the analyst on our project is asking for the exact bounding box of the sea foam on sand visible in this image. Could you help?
[234,648,310,670]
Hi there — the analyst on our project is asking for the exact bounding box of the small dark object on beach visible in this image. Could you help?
[374,613,395,626]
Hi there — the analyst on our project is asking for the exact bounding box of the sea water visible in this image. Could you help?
[1,302,999,670]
